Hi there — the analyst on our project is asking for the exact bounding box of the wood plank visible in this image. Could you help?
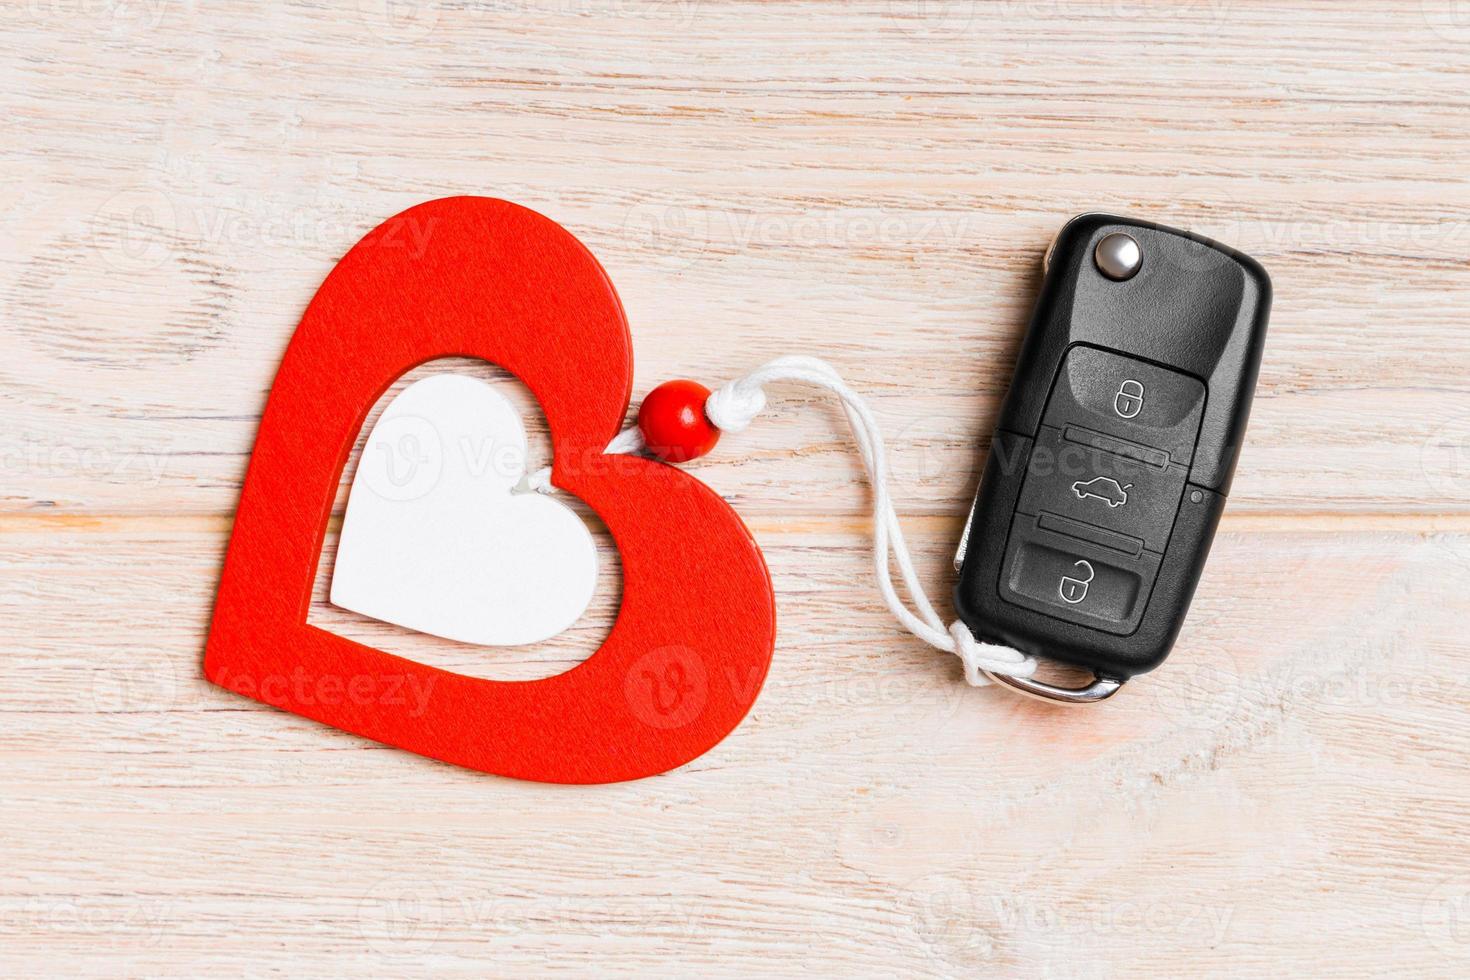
[2,522,1467,974]
[1,5,1468,515]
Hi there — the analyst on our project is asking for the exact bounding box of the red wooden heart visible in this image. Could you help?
[204,197,776,783]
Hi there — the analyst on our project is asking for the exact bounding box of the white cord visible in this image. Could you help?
[531,355,1037,686]
[707,356,1035,685]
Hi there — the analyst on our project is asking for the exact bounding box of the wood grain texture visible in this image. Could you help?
[2,1,1469,976]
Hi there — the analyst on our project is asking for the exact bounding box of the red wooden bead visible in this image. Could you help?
[637,379,721,463]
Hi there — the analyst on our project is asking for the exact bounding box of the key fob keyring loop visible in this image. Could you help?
[956,491,1127,701]
[984,668,1126,704]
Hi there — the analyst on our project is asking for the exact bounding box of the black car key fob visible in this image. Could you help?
[953,213,1271,703]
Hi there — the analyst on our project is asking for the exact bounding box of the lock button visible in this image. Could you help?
[1114,378,1145,418]
[1043,346,1206,467]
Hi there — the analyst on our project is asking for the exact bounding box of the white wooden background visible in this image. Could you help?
[4,1,1470,976]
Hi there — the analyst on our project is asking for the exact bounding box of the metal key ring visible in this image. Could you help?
[984,664,1126,704]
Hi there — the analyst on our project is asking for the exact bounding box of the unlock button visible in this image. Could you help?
[1058,559,1094,603]
[999,514,1161,635]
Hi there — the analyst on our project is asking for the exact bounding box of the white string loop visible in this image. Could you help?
[533,355,1036,686]
[706,357,1035,685]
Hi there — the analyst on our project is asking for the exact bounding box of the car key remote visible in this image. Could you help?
[953,213,1271,703]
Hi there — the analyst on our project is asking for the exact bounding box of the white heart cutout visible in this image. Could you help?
[331,374,598,646]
